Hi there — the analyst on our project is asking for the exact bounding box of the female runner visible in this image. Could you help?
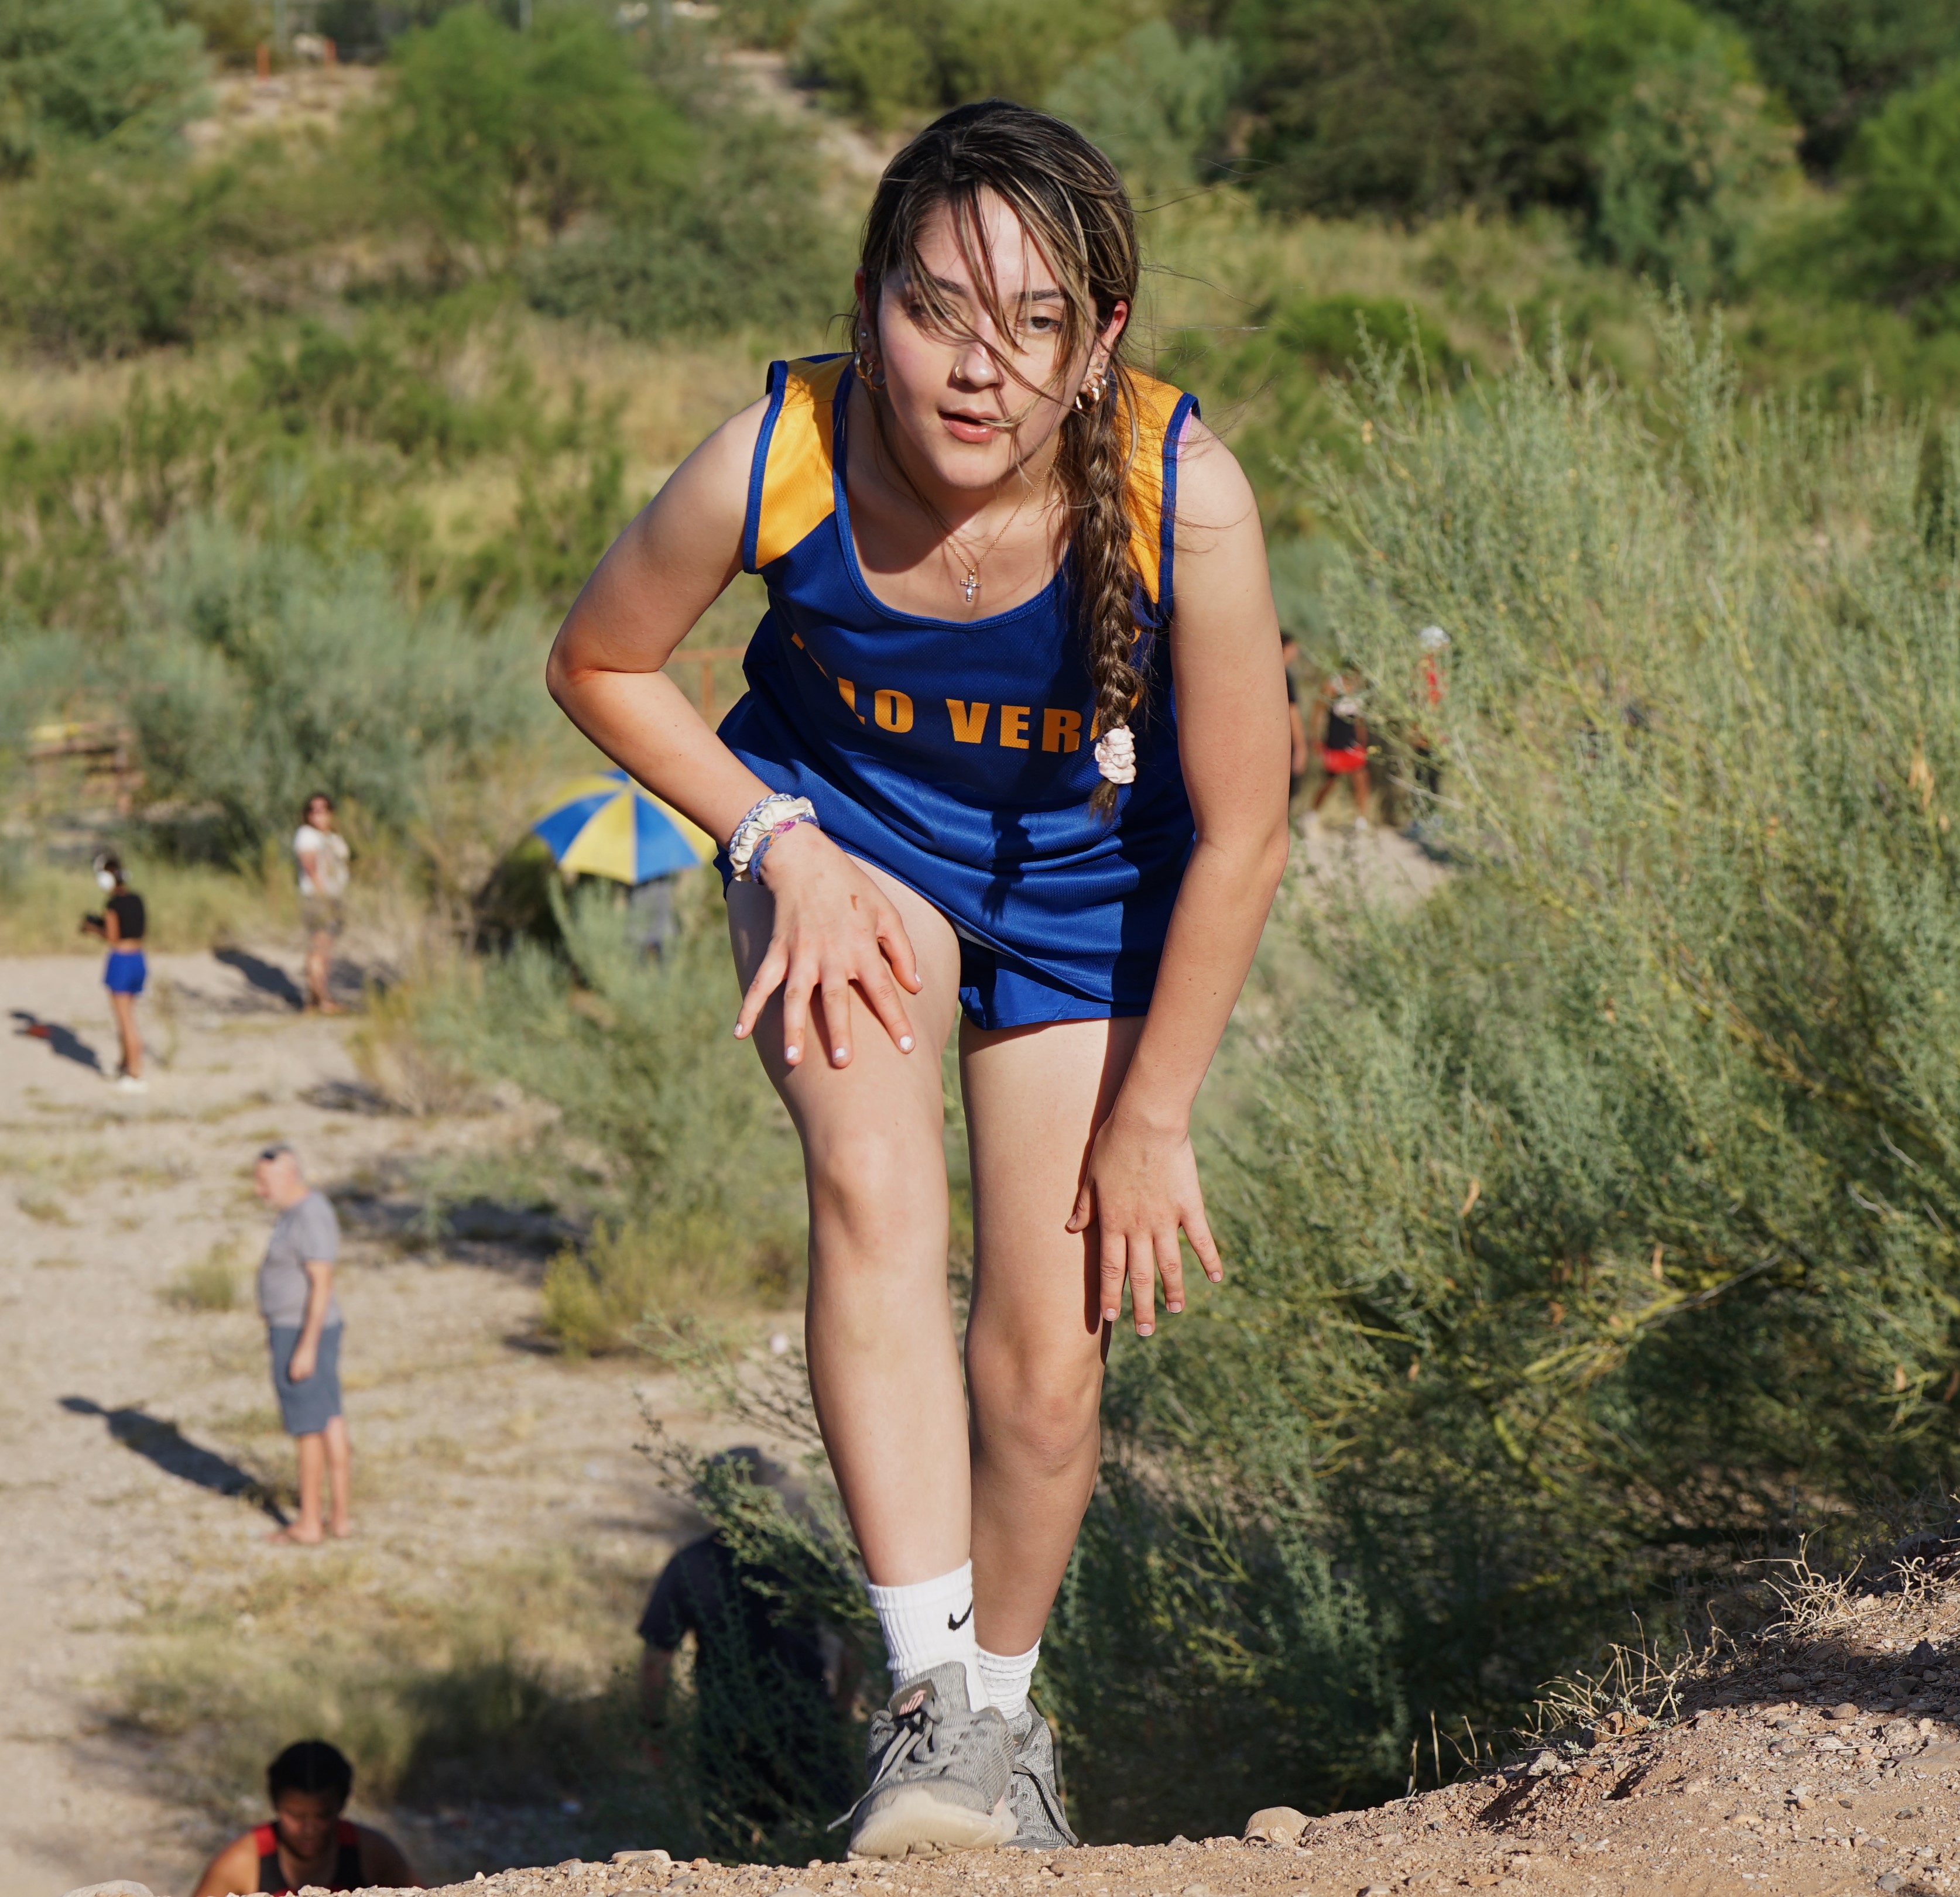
[548,100,1289,1857]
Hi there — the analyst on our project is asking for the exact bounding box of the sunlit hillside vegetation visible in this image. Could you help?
[9,0,1960,1860]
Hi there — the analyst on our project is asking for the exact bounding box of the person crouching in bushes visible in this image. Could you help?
[81,853,147,1092]
[547,98,1290,1858]
[190,1739,417,1896]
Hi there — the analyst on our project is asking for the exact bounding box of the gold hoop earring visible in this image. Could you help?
[1074,368,1107,414]
[854,327,886,391]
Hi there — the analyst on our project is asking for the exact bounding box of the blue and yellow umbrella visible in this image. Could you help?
[532,770,711,884]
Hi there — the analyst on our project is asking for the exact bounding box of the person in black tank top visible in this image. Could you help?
[190,1741,419,1897]
[81,852,149,1089]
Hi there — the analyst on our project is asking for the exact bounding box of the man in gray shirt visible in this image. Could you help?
[253,1144,350,1543]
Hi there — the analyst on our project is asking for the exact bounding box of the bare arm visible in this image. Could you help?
[1071,421,1291,1332]
[356,1824,421,1889]
[639,1645,672,1723]
[191,1833,263,1897]
[287,1259,333,1381]
[546,400,779,846]
[546,398,920,1066]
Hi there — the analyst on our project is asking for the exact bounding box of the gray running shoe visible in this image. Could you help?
[1003,1706,1080,1850]
[845,1662,1017,1859]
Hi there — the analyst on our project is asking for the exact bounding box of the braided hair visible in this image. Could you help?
[857,100,1146,817]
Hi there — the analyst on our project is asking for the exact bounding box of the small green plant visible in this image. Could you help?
[164,1244,241,1312]
[542,1213,797,1358]
[17,1191,71,1224]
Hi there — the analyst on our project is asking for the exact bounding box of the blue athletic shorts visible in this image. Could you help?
[104,949,147,996]
[268,1324,343,1436]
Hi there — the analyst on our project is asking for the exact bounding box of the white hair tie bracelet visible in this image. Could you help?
[1094,723,1136,787]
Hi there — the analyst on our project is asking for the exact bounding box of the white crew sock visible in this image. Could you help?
[976,1640,1040,1723]
[865,1560,989,1708]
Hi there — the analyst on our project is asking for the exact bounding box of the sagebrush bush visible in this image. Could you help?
[1057,307,1960,1829]
[541,1212,799,1357]
[403,880,806,1265]
[123,518,556,852]
[0,0,206,179]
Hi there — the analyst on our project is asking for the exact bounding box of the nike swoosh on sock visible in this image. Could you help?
[947,1603,974,1631]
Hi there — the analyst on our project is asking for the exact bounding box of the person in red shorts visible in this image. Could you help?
[1310,668,1371,824]
[191,1740,417,1896]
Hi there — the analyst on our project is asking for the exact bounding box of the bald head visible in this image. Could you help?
[253,1145,307,1209]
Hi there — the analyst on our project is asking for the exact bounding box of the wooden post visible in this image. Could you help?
[255,40,270,79]
[679,646,743,728]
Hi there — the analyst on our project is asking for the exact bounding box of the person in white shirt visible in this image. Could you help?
[293,793,351,1014]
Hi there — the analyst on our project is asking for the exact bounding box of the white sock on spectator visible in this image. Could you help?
[866,1560,989,1708]
[976,1640,1040,1722]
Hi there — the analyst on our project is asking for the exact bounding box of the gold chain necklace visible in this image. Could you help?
[943,493,1052,608]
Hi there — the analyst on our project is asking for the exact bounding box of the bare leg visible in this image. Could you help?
[1353,766,1370,822]
[306,930,341,1013]
[728,864,969,1584]
[963,1018,1140,1656]
[323,1414,351,1535]
[1308,773,1332,813]
[274,1432,327,1543]
[109,992,142,1077]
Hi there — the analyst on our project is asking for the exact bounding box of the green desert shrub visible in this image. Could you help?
[541,1211,799,1357]
[122,518,554,851]
[378,2,695,263]
[1046,20,1237,195]
[405,880,806,1255]
[1698,0,1960,175]
[0,0,207,179]
[1230,0,1791,272]
[1071,307,1960,1829]
[1836,56,1960,326]
[520,109,852,341]
[796,0,1158,130]
[1587,29,1797,297]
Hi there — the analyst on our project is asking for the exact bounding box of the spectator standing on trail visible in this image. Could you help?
[547,100,1289,1858]
[253,1144,351,1544]
[81,852,147,1092]
[294,793,350,1014]
[1310,668,1371,825]
[191,1739,417,1896]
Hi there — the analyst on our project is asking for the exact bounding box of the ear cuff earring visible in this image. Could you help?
[854,327,887,390]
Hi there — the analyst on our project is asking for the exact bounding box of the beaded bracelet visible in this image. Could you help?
[728,794,817,880]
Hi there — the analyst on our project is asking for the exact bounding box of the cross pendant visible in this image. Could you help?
[962,570,979,606]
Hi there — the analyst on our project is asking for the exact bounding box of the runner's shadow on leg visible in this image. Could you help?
[60,1397,289,1524]
[11,1011,104,1072]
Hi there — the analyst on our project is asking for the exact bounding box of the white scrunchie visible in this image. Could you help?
[1094,723,1136,787]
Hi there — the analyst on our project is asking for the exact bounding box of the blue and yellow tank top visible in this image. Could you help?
[717,354,1200,1030]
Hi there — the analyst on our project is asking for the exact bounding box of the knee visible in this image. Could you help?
[975,1364,1100,1479]
[803,1131,942,1255]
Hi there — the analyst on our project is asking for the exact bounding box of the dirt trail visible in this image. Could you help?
[1,950,751,1897]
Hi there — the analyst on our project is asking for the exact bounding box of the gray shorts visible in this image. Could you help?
[268,1323,343,1436]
